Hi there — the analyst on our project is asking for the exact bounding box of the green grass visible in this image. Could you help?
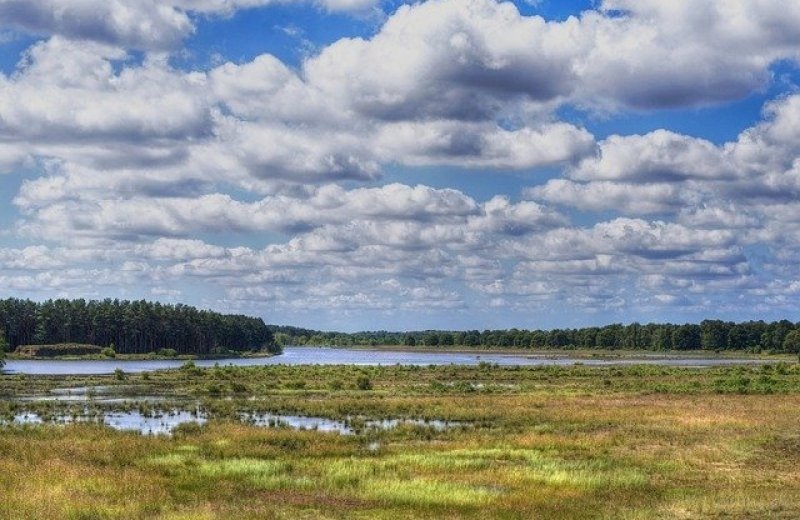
[2,363,800,518]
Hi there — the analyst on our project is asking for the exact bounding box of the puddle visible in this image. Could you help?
[104,410,207,435]
[5,384,465,436]
[367,418,461,431]
[241,412,352,433]
[4,409,466,436]
[240,412,464,435]
[15,386,178,404]
[7,409,207,435]
[13,412,44,425]
[50,386,116,395]
[16,395,169,403]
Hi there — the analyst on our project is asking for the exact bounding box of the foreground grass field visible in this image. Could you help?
[2,362,800,518]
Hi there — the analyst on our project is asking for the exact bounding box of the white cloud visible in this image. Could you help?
[15,183,483,240]
[138,238,228,261]
[527,179,685,215]
[2,0,800,324]
[373,121,594,169]
[305,0,800,115]
[0,0,193,51]
[568,131,733,183]
[0,0,378,51]
[529,94,800,230]
[0,38,212,143]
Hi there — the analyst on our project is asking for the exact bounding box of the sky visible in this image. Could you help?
[0,0,800,332]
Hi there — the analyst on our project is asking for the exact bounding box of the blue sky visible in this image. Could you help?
[0,0,800,331]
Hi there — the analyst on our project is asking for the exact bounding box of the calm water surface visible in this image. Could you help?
[7,408,463,436]
[2,346,766,375]
[8,410,206,435]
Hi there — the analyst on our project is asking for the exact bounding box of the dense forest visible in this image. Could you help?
[271,320,800,353]
[0,299,277,356]
[1,297,798,359]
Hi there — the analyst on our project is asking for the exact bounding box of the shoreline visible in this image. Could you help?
[284,344,794,360]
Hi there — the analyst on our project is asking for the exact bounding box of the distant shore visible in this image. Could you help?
[287,344,795,360]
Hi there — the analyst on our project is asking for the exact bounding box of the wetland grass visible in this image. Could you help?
[2,363,800,518]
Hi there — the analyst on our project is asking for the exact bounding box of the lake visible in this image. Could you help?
[0,346,768,375]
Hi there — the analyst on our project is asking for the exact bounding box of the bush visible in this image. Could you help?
[429,381,446,392]
[356,376,372,391]
[230,382,248,393]
[783,330,800,353]
[16,343,103,357]
[173,422,203,437]
[101,347,116,358]
[181,360,202,377]
[452,381,475,393]
[114,368,125,381]
[157,348,178,357]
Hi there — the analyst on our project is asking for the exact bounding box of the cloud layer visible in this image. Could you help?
[1,0,800,328]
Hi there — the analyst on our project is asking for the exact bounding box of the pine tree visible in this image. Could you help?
[0,328,7,368]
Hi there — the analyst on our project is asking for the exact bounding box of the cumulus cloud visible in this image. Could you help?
[303,0,575,121]
[529,93,800,221]
[2,0,800,325]
[527,179,685,215]
[304,0,800,115]
[568,131,733,183]
[373,121,594,169]
[0,0,377,51]
[9,0,800,197]
[510,218,738,264]
[0,0,193,51]
[0,38,212,144]
[15,183,484,240]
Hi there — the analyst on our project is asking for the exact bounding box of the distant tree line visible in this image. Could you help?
[0,298,277,356]
[271,320,800,353]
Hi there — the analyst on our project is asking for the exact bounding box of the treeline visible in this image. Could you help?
[0,298,277,356]
[271,320,800,353]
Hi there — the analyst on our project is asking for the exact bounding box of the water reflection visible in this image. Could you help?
[104,410,206,435]
[5,409,465,436]
[2,346,769,375]
[240,412,462,435]
[241,412,350,433]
